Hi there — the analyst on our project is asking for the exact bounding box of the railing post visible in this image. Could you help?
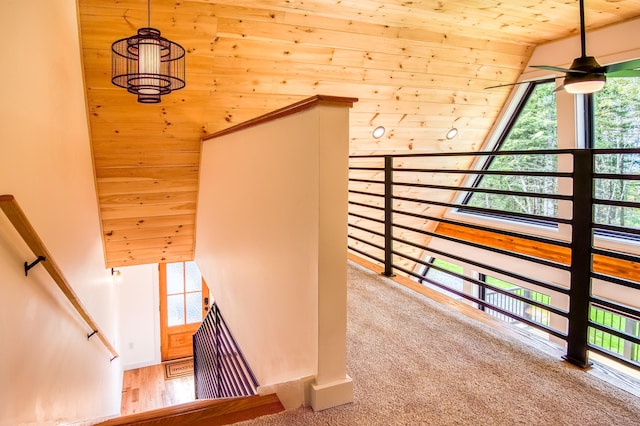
[214,304,222,398]
[564,149,594,368]
[383,155,395,277]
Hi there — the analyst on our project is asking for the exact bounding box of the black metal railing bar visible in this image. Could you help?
[392,208,572,249]
[349,148,578,159]
[413,254,567,319]
[348,148,640,371]
[391,220,571,271]
[394,261,569,341]
[193,302,259,399]
[391,194,573,225]
[395,248,569,321]
[593,223,640,237]
[397,235,569,295]
[390,181,573,201]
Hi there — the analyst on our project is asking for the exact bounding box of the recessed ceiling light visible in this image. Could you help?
[372,126,386,139]
[446,127,458,140]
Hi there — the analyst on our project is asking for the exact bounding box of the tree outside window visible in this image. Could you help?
[464,81,558,220]
[594,77,640,231]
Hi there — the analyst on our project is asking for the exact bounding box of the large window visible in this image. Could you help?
[463,73,639,236]
[463,80,558,222]
[593,77,640,233]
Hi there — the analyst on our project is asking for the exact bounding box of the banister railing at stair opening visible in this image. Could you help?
[193,301,259,399]
[348,149,640,371]
[0,194,118,360]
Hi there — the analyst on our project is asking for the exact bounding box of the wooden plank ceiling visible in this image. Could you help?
[77,0,640,268]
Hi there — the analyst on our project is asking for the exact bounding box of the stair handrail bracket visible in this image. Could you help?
[0,194,118,360]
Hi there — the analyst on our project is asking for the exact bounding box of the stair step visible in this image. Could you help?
[97,393,284,426]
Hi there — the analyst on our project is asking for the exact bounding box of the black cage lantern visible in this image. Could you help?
[111,4,185,103]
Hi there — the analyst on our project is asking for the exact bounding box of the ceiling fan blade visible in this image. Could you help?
[603,58,640,74]
[605,69,640,78]
[484,81,531,90]
[485,78,555,90]
[530,65,588,74]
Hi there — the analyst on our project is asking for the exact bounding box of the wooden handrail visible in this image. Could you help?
[201,95,358,141]
[0,194,118,359]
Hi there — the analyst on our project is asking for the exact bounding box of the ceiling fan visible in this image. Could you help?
[487,0,640,93]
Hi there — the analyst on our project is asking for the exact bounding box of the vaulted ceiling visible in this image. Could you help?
[77,0,640,268]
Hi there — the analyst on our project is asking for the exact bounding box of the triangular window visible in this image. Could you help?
[461,79,558,225]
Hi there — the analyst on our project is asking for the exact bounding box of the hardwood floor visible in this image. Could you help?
[121,364,196,415]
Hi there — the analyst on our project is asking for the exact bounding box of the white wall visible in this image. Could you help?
[115,264,161,370]
[196,100,353,409]
[197,109,321,385]
[0,1,122,424]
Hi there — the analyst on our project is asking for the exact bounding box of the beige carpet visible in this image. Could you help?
[239,261,640,425]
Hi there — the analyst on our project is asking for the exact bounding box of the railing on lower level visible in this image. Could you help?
[193,301,259,399]
[0,194,118,360]
[348,149,640,371]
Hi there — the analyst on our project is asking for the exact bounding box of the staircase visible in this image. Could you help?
[96,393,284,426]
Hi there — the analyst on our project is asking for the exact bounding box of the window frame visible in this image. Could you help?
[457,78,559,228]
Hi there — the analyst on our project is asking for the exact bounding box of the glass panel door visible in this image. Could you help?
[160,261,209,361]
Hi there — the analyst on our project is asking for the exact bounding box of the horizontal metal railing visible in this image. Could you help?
[193,301,259,399]
[348,149,640,370]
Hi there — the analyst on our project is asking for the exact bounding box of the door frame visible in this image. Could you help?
[159,261,210,361]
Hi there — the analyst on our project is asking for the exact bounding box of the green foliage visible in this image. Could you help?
[589,305,640,361]
[432,258,463,273]
[484,274,551,325]
[426,262,640,361]
[467,82,558,217]
[466,76,640,230]
[594,77,640,229]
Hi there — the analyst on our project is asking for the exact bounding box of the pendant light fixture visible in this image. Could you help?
[111,0,185,103]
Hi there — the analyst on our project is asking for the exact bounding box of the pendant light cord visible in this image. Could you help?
[147,0,151,28]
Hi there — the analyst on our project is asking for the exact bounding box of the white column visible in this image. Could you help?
[310,103,354,411]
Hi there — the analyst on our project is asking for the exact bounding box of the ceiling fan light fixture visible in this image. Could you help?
[564,72,606,94]
[111,2,185,103]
